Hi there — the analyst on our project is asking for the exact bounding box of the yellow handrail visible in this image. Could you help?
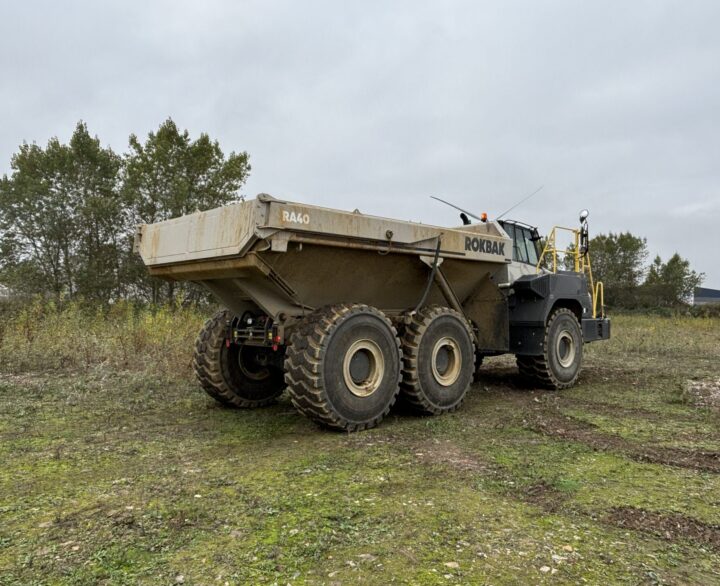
[593,281,604,319]
[536,225,604,318]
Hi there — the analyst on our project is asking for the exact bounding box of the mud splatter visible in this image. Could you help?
[685,378,720,410]
[607,506,720,551]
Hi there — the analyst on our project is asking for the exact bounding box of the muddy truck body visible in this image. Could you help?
[135,194,610,431]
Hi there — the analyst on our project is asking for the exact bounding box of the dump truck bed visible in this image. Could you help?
[135,194,512,345]
[135,194,511,269]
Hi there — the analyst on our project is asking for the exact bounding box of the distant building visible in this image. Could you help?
[694,287,720,306]
[0,285,10,299]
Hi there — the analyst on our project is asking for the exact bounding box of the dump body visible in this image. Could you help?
[135,195,513,339]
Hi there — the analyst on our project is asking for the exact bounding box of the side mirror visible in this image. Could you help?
[579,210,590,256]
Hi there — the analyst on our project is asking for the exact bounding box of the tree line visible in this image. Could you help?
[0,120,250,303]
[1,120,704,309]
[577,232,703,308]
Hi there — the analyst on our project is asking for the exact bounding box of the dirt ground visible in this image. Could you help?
[1,314,719,584]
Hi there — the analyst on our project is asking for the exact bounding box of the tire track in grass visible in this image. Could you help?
[525,411,720,473]
[606,506,720,552]
[381,434,575,515]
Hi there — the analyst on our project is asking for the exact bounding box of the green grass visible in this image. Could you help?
[1,312,720,584]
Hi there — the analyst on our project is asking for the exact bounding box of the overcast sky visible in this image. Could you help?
[2,1,719,286]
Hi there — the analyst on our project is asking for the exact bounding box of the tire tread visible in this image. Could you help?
[516,307,581,390]
[399,305,475,415]
[284,304,402,431]
[192,310,283,408]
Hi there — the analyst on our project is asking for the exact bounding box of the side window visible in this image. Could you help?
[515,228,529,263]
[503,222,516,260]
[501,222,539,265]
[524,229,539,266]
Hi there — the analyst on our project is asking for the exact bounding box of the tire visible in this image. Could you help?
[193,310,286,407]
[284,304,402,432]
[400,306,475,414]
[516,307,583,389]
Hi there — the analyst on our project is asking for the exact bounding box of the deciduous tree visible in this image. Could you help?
[122,119,251,302]
[641,253,704,306]
[0,122,123,300]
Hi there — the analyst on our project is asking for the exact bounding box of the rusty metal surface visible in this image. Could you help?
[147,254,261,280]
[258,245,448,314]
[461,273,510,352]
[136,198,265,266]
[136,194,511,268]
[136,194,515,326]
[262,199,510,263]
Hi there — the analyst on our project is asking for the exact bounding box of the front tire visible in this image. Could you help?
[517,307,583,389]
[193,310,286,407]
[284,304,402,432]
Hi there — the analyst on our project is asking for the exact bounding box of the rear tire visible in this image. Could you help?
[284,304,402,431]
[193,310,285,407]
[516,307,583,389]
[400,306,475,414]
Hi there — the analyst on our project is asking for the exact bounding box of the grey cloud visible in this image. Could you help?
[2,0,718,285]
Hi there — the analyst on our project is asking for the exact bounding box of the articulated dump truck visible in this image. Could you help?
[135,194,610,431]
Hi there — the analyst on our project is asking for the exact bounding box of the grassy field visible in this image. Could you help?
[1,307,719,585]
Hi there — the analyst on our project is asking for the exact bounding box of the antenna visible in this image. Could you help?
[496,185,544,220]
[430,196,484,222]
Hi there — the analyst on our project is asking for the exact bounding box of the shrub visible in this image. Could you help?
[0,298,209,377]
[689,303,720,318]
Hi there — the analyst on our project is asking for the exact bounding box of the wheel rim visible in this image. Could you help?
[237,346,271,381]
[555,330,576,368]
[431,337,462,387]
[343,339,385,397]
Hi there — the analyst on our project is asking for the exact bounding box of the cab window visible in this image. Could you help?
[501,222,539,266]
[503,222,515,253]
[523,229,539,265]
[515,228,530,263]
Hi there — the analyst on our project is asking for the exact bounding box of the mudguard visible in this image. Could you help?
[508,272,609,355]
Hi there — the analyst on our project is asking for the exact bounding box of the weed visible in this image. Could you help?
[1,310,720,583]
